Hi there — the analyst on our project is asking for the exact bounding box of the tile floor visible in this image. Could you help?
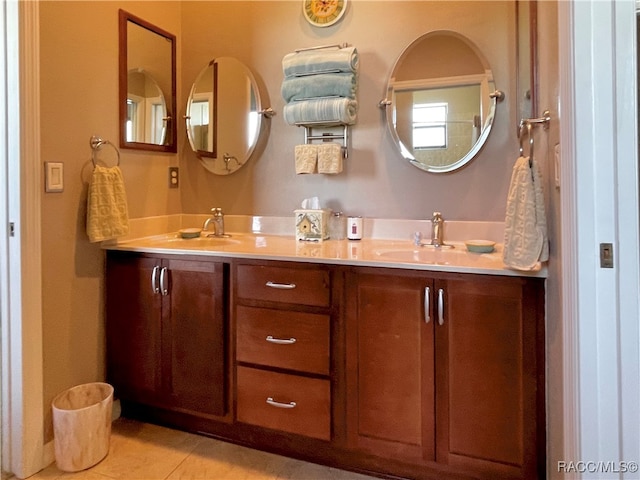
[29,418,380,480]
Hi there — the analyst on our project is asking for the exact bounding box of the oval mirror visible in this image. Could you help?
[119,10,176,153]
[384,30,503,173]
[186,57,263,175]
[126,69,167,145]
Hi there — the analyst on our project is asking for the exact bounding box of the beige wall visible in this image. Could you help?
[179,1,519,219]
[39,0,555,451]
[39,1,182,441]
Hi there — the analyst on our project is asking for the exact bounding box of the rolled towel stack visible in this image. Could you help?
[282,46,359,125]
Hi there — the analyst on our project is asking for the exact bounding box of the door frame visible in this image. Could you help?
[2,1,45,478]
[559,0,640,474]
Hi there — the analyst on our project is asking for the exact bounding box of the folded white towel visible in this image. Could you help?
[86,165,129,243]
[282,47,359,77]
[317,143,343,174]
[295,145,317,174]
[284,98,358,125]
[503,156,548,270]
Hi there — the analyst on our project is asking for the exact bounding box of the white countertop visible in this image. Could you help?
[104,227,547,278]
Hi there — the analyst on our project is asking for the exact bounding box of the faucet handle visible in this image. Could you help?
[211,207,223,215]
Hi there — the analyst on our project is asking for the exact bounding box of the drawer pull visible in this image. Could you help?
[266,397,297,409]
[266,335,297,345]
[265,281,297,290]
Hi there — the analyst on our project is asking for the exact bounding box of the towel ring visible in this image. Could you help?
[519,122,534,161]
[90,135,121,167]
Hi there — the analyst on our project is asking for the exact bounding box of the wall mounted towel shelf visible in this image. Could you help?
[297,122,349,159]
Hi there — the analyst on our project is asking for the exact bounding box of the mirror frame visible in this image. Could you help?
[516,0,538,127]
[119,10,177,153]
[384,30,503,173]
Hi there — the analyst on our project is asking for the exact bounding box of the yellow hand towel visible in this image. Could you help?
[317,143,343,174]
[86,165,130,243]
[295,145,317,174]
[503,156,548,270]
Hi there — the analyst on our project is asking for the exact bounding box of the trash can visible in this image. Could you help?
[51,382,114,472]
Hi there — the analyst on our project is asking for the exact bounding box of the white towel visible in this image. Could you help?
[86,165,130,243]
[317,143,343,174]
[503,156,548,270]
[295,145,317,174]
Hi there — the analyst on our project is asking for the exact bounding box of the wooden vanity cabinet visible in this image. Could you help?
[106,251,228,418]
[345,267,545,480]
[106,251,545,479]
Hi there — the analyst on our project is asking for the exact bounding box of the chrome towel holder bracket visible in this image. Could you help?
[90,135,121,168]
[518,110,551,162]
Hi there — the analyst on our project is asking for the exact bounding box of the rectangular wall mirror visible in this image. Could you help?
[119,10,177,153]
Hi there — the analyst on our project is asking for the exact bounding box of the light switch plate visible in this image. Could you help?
[45,162,64,193]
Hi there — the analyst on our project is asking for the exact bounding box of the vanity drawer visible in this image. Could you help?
[236,366,331,440]
[236,305,330,375]
[236,264,330,307]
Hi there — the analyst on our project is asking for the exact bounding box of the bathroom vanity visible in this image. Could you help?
[105,230,545,480]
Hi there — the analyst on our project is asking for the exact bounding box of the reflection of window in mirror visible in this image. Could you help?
[190,99,211,151]
[413,103,447,149]
[248,89,258,147]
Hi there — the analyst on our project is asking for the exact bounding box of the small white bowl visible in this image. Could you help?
[178,228,202,239]
[465,240,496,253]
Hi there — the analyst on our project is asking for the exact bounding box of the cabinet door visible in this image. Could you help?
[106,253,162,405]
[163,258,227,417]
[346,269,435,462]
[435,276,541,478]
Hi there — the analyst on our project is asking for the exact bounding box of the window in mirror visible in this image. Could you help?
[119,10,176,153]
[412,103,447,149]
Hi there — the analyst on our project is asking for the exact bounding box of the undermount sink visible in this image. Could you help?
[150,235,241,248]
[375,247,458,264]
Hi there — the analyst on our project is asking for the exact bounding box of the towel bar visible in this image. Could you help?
[90,135,121,168]
[294,43,349,53]
[518,110,551,165]
[298,124,349,159]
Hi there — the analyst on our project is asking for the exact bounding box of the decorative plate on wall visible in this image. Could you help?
[303,0,347,27]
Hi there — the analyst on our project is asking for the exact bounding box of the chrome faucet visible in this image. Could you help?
[431,211,444,247]
[203,207,227,237]
[413,212,453,248]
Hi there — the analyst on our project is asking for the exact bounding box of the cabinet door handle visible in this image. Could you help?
[159,267,169,296]
[266,335,297,345]
[266,397,297,409]
[437,288,444,325]
[424,286,431,323]
[265,281,296,290]
[151,266,160,294]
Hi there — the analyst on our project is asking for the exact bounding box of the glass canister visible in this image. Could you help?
[329,211,347,240]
